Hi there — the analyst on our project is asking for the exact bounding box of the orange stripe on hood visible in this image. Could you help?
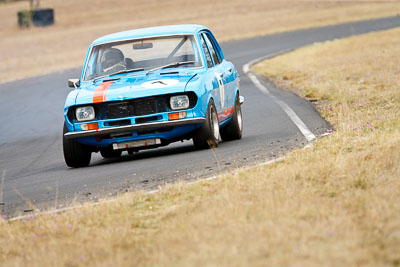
[93,81,114,103]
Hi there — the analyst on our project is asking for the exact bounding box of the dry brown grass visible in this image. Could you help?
[1,26,400,266]
[1,0,400,83]
[254,27,400,136]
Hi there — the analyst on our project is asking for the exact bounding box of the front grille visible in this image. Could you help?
[107,101,135,119]
[108,119,131,126]
[134,98,158,116]
[104,97,168,119]
[68,93,197,122]
[135,115,159,124]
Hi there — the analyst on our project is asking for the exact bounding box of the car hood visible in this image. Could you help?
[75,72,197,105]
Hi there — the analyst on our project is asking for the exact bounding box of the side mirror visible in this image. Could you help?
[68,79,80,88]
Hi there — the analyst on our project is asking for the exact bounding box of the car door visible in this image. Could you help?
[201,32,234,114]
[199,32,222,113]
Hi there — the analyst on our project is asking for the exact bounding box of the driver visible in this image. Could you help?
[100,48,126,74]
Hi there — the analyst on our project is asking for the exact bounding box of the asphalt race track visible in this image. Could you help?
[1,16,400,218]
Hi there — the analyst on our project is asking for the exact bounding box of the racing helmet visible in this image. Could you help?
[100,48,125,72]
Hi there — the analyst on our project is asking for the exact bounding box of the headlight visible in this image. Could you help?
[75,106,95,121]
[170,95,189,110]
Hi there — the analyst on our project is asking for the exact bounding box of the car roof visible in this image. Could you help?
[92,24,209,45]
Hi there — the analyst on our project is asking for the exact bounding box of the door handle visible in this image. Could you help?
[219,73,224,78]
[227,67,232,73]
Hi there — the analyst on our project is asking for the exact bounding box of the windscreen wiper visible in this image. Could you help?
[109,67,144,77]
[146,61,195,75]
[93,68,144,83]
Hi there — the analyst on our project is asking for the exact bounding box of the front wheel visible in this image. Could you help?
[63,123,92,168]
[220,93,243,141]
[193,99,220,149]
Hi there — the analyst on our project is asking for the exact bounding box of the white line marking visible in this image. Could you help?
[243,51,317,142]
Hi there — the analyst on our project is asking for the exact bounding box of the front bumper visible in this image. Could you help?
[64,118,205,139]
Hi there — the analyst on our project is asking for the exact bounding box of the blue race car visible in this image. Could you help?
[63,24,243,167]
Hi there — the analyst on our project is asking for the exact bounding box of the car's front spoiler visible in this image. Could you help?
[64,118,205,139]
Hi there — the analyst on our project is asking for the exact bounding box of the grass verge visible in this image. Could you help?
[1,25,400,266]
[1,0,400,83]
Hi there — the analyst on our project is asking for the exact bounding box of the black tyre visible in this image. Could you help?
[220,93,243,141]
[100,146,122,158]
[63,123,92,168]
[193,99,220,149]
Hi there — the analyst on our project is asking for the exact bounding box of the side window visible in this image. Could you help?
[200,34,213,68]
[203,33,221,65]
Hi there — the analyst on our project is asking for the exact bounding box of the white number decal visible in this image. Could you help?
[215,72,225,109]
[141,79,179,88]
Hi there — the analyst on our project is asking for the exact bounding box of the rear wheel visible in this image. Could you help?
[63,122,92,168]
[220,93,243,141]
[193,99,220,149]
[100,146,122,158]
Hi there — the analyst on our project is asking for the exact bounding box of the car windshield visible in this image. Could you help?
[83,35,202,81]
